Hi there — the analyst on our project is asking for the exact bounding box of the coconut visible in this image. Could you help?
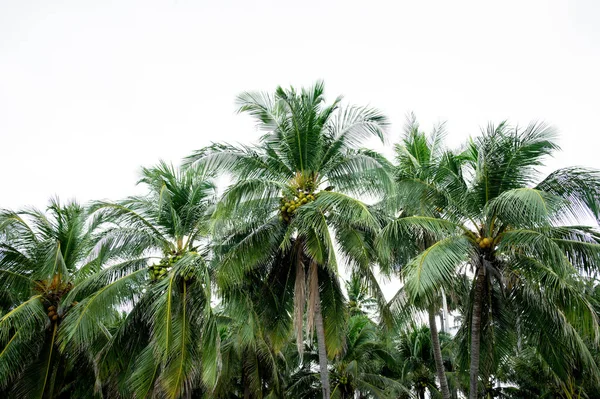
[52,315,58,321]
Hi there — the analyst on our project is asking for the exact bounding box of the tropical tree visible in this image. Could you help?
[395,324,446,399]
[186,81,393,398]
[212,268,292,399]
[0,199,107,398]
[378,114,452,399]
[58,161,220,398]
[381,121,600,398]
[492,277,600,398]
[286,314,403,399]
[346,273,378,317]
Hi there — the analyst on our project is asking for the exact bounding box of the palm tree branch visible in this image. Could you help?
[92,202,170,246]
[38,323,57,399]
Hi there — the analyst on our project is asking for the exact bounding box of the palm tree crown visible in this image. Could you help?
[0,199,105,398]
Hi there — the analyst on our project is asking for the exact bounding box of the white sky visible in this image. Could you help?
[2,0,600,297]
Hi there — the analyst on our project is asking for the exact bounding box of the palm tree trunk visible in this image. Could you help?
[429,306,451,399]
[441,287,449,333]
[242,357,250,399]
[314,286,331,399]
[469,266,486,399]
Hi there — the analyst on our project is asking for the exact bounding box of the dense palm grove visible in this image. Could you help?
[2,82,600,399]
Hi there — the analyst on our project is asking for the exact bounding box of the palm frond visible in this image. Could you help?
[403,235,474,301]
[536,167,600,224]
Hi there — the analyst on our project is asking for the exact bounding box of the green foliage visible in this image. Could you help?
[187,82,392,368]
[0,199,108,398]
[379,115,600,398]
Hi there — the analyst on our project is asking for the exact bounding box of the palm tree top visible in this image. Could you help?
[0,197,95,286]
[91,161,217,257]
[186,82,391,191]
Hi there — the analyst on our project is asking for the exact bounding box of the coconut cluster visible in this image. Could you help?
[148,254,182,282]
[477,236,493,249]
[37,280,73,297]
[47,305,58,322]
[279,188,317,222]
[180,269,194,282]
[339,375,348,384]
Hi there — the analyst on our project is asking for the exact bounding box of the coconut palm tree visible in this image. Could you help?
[346,273,378,317]
[396,325,443,399]
[285,314,404,399]
[381,121,600,398]
[212,262,294,399]
[482,277,600,398]
[58,161,220,398]
[0,198,112,398]
[185,81,393,398]
[378,114,452,399]
[213,309,284,399]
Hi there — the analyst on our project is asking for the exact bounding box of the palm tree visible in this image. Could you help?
[497,345,588,398]
[381,121,600,398]
[58,161,220,398]
[346,273,378,317]
[378,114,452,399]
[0,198,109,398]
[212,266,293,399]
[483,277,600,398]
[186,81,393,398]
[286,314,404,399]
[396,324,445,399]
